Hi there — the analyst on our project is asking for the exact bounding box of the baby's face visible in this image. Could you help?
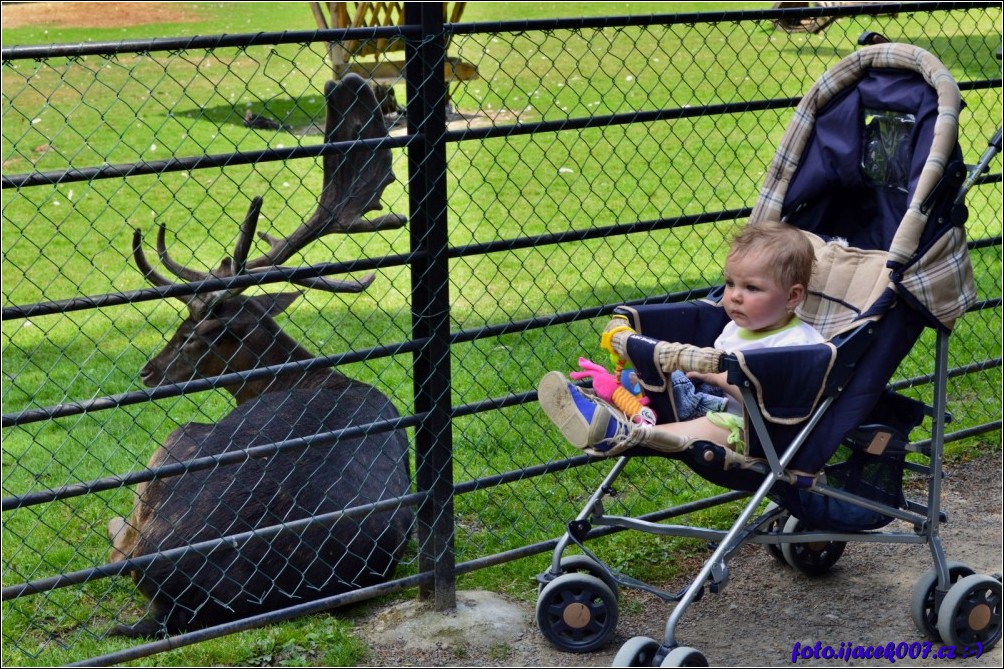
[723,253,801,333]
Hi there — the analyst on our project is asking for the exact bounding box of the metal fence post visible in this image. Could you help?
[404,1,457,610]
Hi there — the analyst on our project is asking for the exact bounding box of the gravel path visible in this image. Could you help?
[355,452,1002,667]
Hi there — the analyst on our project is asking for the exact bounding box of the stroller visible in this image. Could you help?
[534,43,1002,666]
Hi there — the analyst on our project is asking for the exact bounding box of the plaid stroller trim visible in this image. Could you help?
[895,225,976,326]
[798,232,892,339]
[613,330,723,379]
[749,43,975,331]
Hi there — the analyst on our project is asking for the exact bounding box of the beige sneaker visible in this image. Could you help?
[537,371,631,452]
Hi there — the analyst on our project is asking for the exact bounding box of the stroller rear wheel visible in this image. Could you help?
[762,502,788,564]
[780,515,846,576]
[910,561,976,639]
[536,573,619,652]
[937,574,1003,650]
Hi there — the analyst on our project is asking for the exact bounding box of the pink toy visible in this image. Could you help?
[570,357,656,425]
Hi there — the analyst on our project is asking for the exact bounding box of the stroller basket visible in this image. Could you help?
[785,441,907,532]
[779,390,926,532]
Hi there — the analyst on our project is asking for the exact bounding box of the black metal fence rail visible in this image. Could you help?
[2,2,1001,664]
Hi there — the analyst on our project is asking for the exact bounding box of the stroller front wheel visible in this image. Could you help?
[613,636,662,666]
[910,561,976,640]
[660,646,710,667]
[936,574,1003,650]
[536,572,619,652]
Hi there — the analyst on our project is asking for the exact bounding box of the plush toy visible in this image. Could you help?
[570,357,656,425]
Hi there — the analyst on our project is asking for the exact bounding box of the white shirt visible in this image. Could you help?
[714,316,824,415]
[714,317,824,352]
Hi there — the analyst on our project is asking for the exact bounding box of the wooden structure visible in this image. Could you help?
[771,2,898,34]
[309,2,478,85]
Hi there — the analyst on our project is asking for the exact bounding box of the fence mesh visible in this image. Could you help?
[2,3,1001,664]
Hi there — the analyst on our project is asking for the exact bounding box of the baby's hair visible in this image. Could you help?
[727,221,814,290]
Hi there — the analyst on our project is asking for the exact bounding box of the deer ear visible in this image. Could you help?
[249,292,301,317]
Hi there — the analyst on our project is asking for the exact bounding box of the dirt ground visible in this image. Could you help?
[2,2,199,29]
[354,452,1003,667]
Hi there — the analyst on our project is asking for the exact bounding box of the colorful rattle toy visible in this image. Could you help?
[570,357,656,426]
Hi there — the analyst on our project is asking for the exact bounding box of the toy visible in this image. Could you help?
[570,357,656,426]
[600,321,634,369]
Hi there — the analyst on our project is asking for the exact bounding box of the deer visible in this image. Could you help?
[107,74,413,638]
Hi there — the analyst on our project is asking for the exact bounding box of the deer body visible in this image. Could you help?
[109,295,413,638]
[110,74,413,637]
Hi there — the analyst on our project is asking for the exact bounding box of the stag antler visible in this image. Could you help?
[134,74,406,302]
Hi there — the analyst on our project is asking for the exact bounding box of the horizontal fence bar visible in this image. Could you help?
[3,208,745,322]
[3,489,429,601]
[447,2,988,36]
[911,421,1003,452]
[4,288,999,429]
[1,25,419,61]
[2,410,425,510]
[7,347,1000,509]
[889,357,1002,392]
[1,134,414,189]
[4,3,982,64]
[6,206,1001,323]
[2,251,415,321]
[444,97,803,143]
[5,89,996,193]
[2,386,582,511]
[1,334,423,426]
[68,482,752,667]
[68,568,435,667]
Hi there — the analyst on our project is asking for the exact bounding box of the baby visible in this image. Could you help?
[538,221,823,457]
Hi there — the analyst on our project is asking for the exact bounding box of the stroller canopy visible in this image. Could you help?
[616,44,980,479]
[749,44,976,332]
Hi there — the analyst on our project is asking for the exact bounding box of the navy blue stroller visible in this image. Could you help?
[534,43,1002,666]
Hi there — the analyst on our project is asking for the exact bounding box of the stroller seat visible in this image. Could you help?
[534,43,1001,664]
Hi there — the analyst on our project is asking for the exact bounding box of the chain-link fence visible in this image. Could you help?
[2,2,1000,664]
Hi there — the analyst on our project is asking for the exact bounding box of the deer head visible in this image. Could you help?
[136,291,314,402]
[133,74,405,402]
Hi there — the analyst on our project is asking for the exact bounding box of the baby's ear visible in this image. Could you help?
[787,283,806,308]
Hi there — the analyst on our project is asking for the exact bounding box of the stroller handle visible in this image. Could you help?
[956,128,1002,205]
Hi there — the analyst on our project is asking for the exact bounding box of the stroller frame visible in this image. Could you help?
[534,42,1002,666]
[537,330,955,655]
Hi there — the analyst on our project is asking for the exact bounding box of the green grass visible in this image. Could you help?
[2,2,1001,666]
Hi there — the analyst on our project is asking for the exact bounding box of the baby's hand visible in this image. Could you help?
[600,317,635,366]
[686,370,729,390]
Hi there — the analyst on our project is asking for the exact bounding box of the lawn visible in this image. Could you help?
[2,2,1001,666]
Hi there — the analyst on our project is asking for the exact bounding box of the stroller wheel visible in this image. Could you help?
[780,515,846,576]
[612,636,662,667]
[910,561,976,640]
[660,646,709,667]
[557,554,620,596]
[536,573,618,652]
[936,574,1003,650]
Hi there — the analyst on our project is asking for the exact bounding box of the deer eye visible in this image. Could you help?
[180,329,207,351]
